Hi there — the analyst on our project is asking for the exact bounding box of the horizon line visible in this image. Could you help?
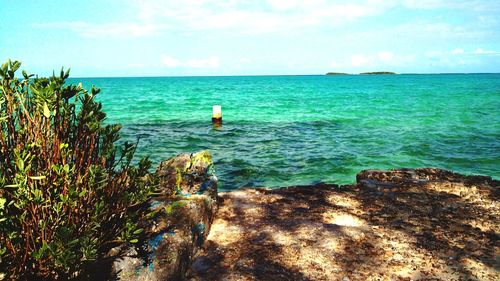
[68,72,500,79]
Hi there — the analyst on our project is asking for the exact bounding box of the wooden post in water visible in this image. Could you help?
[212,105,222,125]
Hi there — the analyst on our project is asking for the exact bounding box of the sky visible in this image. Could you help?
[1,0,500,77]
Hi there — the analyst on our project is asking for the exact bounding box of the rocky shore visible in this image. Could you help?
[189,168,499,281]
[96,152,499,281]
[90,151,218,281]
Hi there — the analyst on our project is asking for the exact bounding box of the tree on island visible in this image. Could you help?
[359,71,396,75]
[326,72,349,75]
[326,71,396,75]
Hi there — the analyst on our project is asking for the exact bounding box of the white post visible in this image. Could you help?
[212,105,222,124]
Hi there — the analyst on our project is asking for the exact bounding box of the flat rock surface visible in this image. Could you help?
[188,168,499,281]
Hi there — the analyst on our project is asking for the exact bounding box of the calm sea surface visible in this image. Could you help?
[71,74,500,190]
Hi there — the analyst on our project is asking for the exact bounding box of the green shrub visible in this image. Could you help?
[0,60,155,279]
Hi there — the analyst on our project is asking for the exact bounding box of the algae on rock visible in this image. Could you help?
[102,151,218,281]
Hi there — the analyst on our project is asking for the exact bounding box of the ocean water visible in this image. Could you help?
[72,74,500,191]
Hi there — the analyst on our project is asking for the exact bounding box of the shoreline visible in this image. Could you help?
[190,167,499,280]
[215,167,500,192]
[84,150,499,280]
[218,169,500,192]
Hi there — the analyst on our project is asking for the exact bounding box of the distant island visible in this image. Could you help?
[326,72,349,75]
[326,71,396,75]
[359,71,396,75]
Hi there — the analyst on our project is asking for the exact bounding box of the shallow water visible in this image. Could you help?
[71,74,500,190]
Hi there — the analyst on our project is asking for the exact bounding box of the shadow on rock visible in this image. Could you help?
[189,168,499,281]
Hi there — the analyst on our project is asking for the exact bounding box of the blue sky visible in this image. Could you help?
[1,0,500,77]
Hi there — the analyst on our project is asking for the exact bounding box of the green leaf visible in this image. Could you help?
[32,189,43,203]
[68,239,79,246]
[1,61,8,73]
[63,164,70,174]
[78,190,87,197]
[0,59,155,278]
[43,102,50,118]
[16,158,24,171]
[12,61,21,73]
[0,198,6,209]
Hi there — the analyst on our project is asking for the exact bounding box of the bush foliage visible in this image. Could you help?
[0,60,155,279]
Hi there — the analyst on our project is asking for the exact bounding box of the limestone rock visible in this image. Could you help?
[356,168,497,188]
[107,151,218,281]
[190,169,499,281]
[156,150,215,196]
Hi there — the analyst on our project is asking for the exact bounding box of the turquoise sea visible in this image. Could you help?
[73,74,500,191]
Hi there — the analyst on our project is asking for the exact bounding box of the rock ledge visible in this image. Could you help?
[189,168,499,281]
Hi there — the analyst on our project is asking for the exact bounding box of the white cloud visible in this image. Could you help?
[330,60,341,68]
[351,54,371,67]
[160,55,220,68]
[443,48,500,56]
[478,15,498,25]
[128,0,399,35]
[33,0,500,40]
[160,55,182,67]
[428,48,500,59]
[403,0,481,10]
[420,48,497,68]
[33,21,169,38]
[185,57,220,68]
[474,48,497,55]
[266,0,300,10]
[377,51,394,62]
[331,51,416,70]
[239,58,252,63]
[426,50,443,57]
[128,63,147,68]
[386,22,483,41]
[404,0,447,9]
